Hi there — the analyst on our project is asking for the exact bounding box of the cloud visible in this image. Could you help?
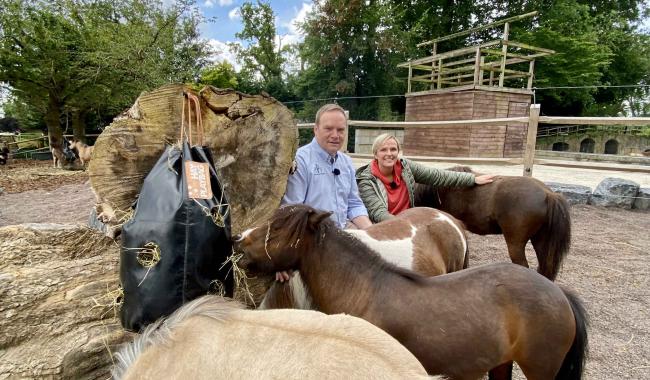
[219,0,233,6]
[203,0,214,8]
[286,2,313,36]
[207,39,241,71]
[228,7,240,20]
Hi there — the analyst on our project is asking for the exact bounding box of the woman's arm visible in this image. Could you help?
[357,177,393,223]
[408,160,476,188]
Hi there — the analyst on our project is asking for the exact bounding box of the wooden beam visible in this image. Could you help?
[473,47,481,85]
[527,59,535,89]
[397,40,501,67]
[538,116,650,126]
[499,22,509,87]
[503,40,555,54]
[523,104,541,176]
[417,11,538,47]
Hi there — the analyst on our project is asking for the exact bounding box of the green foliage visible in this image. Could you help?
[199,61,239,89]
[0,0,211,138]
[228,0,293,100]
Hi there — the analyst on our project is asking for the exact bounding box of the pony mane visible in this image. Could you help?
[271,205,426,284]
[112,296,243,379]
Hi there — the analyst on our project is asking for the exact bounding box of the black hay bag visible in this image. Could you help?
[120,141,234,332]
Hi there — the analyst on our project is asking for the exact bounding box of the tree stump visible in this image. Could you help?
[88,84,298,237]
[0,224,130,379]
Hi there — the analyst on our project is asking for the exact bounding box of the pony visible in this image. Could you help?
[112,295,436,380]
[234,205,589,380]
[260,207,468,309]
[51,139,76,168]
[0,145,9,165]
[68,138,94,166]
[414,166,571,280]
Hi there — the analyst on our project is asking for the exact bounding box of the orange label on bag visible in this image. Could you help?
[185,161,213,199]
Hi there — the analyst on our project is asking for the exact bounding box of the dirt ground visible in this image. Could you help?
[1,159,649,379]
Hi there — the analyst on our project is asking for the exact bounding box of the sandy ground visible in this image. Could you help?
[1,158,649,379]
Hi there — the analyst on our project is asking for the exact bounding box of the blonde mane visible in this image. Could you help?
[112,296,241,379]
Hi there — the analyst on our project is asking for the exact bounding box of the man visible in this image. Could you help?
[279,104,372,281]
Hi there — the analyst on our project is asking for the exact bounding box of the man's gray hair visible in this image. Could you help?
[315,104,347,126]
[372,133,401,156]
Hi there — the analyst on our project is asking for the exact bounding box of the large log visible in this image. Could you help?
[88,84,298,236]
[0,224,130,379]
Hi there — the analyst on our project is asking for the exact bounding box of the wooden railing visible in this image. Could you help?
[297,106,650,176]
[396,12,554,93]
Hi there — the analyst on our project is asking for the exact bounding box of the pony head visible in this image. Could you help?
[233,205,332,273]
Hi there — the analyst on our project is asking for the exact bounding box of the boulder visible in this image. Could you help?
[632,188,650,211]
[544,182,592,205]
[590,177,640,209]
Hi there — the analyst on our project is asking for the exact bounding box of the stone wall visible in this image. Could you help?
[537,133,650,156]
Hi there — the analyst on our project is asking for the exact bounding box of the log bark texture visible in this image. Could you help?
[88,84,298,236]
[0,224,131,379]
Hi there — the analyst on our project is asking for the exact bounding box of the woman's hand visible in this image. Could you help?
[275,270,294,283]
[475,174,497,185]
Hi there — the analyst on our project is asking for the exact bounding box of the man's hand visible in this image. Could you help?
[475,174,497,185]
[351,215,373,229]
[275,270,294,283]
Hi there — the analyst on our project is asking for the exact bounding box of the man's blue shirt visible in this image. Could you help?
[282,138,368,228]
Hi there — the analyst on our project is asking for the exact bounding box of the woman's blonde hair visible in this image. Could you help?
[372,133,401,157]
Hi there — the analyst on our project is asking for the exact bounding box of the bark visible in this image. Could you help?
[46,94,64,152]
[88,84,298,236]
[0,224,132,379]
[71,109,86,143]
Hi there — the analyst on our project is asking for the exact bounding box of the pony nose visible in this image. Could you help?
[232,234,242,243]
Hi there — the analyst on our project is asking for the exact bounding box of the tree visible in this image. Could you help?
[229,1,294,100]
[0,0,210,155]
[231,1,283,83]
[199,61,238,89]
[295,0,405,121]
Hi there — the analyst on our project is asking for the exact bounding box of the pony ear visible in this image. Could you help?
[307,210,332,230]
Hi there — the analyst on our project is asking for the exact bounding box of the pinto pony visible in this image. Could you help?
[415,166,571,280]
[68,139,94,166]
[261,207,468,309]
[234,205,589,380]
[113,295,435,380]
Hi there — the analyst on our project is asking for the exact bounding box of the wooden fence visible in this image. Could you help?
[298,104,650,176]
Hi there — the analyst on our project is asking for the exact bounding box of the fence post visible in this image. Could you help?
[523,104,540,176]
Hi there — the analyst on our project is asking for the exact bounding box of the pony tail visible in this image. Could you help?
[533,193,571,280]
[556,287,589,380]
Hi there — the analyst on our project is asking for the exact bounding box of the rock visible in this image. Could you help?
[632,188,650,211]
[590,177,640,209]
[0,187,4,195]
[544,182,592,205]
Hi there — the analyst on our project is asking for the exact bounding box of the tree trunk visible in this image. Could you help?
[71,109,86,143]
[46,94,64,165]
[88,84,298,237]
[0,224,132,379]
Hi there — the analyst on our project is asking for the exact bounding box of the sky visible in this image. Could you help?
[196,0,313,69]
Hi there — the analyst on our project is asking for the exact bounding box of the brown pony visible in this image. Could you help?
[261,207,468,309]
[234,205,588,380]
[414,166,571,280]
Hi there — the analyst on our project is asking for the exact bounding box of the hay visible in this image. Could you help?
[123,242,161,286]
[221,250,275,309]
[91,285,124,320]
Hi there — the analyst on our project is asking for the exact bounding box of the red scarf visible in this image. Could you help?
[370,159,410,216]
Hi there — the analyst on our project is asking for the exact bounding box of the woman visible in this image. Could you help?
[356,133,496,223]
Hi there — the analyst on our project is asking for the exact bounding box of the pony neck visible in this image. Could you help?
[297,224,399,315]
